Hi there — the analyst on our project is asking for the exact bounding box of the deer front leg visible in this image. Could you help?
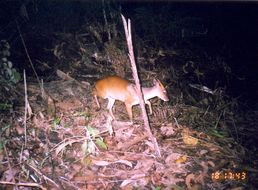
[145,100,153,114]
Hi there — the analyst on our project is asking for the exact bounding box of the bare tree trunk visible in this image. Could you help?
[121,14,161,157]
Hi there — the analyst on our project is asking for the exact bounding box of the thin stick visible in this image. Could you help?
[102,0,111,41]
[121,14,161,157]
[16,20,41,85]
[26,163,60,189]
[0,181,47,190]
[23,70,27,147]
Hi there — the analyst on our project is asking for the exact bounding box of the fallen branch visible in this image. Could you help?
[0,181,47,190]
[56,69,90,87]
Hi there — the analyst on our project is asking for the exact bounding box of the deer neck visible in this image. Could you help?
[142,86,157,101]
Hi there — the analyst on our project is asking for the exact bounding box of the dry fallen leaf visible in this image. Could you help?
[230,187,245,190]
[92,160,110,166]
[199,149,208,155]
[175,155,187,164]
[182,133,198,146]
[15,123,24,135]
[81,156,92,166]
[160,125,176,136]
[186,171,206,190]
[3,168,19,182]
[114,159,133,167]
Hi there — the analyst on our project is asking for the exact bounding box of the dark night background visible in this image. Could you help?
[123,2,258,108]
[1,1,257,108]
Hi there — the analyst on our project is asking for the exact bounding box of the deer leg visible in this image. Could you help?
[94,95,100,109]
[125,103,133,122]
[107,98,116,119]
[145,100,153,114]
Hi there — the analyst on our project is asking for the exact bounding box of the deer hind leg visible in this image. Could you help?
[94,95,101,109]
[107,98,116,119]
[125,103,133,122]
[93,88,101,109]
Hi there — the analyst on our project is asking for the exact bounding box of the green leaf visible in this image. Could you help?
[7,61,12,68]
[2,57,7,62]
[210,129,225,138]
[12,70,21,83]
[6,68,12,76]
[96,138,107,150]
[0,103,13,110]
[86,126,100,138]
[0,141,3,152]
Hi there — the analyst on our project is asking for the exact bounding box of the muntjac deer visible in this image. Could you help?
[93,76,169,122]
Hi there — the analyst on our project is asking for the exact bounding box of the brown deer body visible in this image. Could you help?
[93,76,169,122]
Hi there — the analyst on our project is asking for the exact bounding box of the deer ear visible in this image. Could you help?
[153,78,159,85]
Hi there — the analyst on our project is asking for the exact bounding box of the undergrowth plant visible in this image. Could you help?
[0,40,21,84]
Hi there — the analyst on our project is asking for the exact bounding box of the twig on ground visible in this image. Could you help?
[26,163,60,189]
[0,181,47,190]
[3,144,17,190]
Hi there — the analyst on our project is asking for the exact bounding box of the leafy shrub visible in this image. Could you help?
[0,40,21,84]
